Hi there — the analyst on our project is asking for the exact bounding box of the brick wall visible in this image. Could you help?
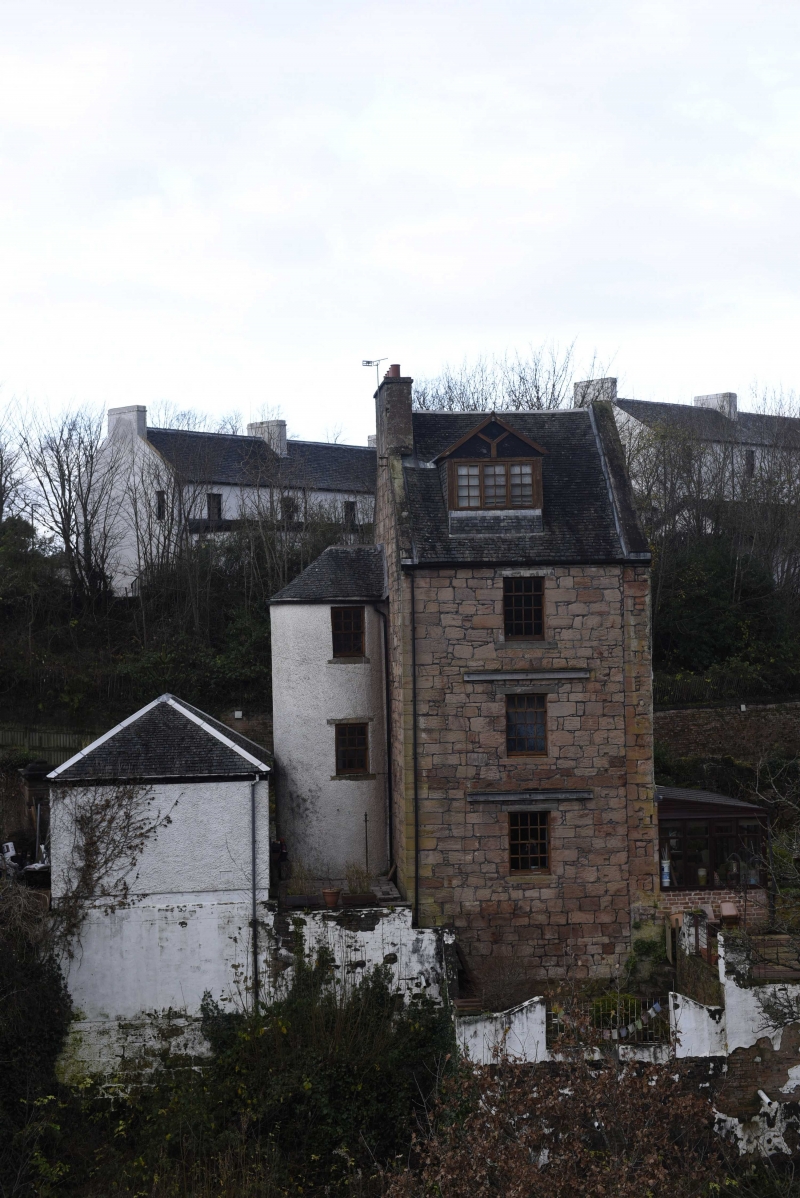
[658,888,768,925]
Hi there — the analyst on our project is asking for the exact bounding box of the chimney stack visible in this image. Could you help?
[248,419,288,456]
[573,378,617,408]
[108,405,147,439]
[375,364,413,456]
[693,392,737,421]
[367,434,377,448]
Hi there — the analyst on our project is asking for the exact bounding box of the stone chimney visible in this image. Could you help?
[375,365,413,457]
[247,419,288,456]
[108,405,147,439]
[367,434,377,448]
[693,392,737,421]
[573,378,617,407]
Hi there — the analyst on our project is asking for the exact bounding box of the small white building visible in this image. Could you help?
[270,546,389,879]
[48,694,271,1044]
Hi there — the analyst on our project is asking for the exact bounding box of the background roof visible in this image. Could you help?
[147,427,376,494]
[616,399,800,449]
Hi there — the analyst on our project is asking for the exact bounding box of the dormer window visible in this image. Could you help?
[455,462,535,509]
[437,415,546,514]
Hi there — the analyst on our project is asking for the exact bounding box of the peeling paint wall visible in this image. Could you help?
[455,998,547,1064]
[59,905,447,1078]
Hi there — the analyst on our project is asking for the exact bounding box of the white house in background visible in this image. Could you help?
[48,694,271,1059]
[102,405,377,593]
[270,546,389,879]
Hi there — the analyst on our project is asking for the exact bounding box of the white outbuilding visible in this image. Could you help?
[48,694,271,1058]
[270,545,389,879]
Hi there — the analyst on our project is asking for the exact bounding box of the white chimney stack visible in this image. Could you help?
[248,419,288,456]
[573,378,617,407]
[367,434,377,448]
[108,405,147,439]
[693,392,737,421]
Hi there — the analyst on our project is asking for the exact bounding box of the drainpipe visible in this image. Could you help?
[250,775,259,1013]
[410,570,420,926]
[372,603,394,871]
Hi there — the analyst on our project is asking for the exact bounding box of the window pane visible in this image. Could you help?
[660,821,684,889]
[509,811,548,872]
[335,723,368,773]
[331,607,364,656]
[483,463,507,508]
[686,821,710,888]
[457,464,480,508]
[503,576,544,638]
[506,693,547,754]
[509,463,533,507]
[738,820,763,886]
[713,826,739,886]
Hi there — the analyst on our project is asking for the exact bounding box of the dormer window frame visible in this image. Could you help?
[435,415,547,514]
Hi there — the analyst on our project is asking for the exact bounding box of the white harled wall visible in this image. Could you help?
[50,778,270,1021]
[271,602,388,878]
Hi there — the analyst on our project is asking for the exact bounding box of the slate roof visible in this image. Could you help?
[48,695,272,783]
[616,399,800,449]
[146,428,376,494]
[270,545,386,603]
[403,405,649,565]
[656,785,763,815]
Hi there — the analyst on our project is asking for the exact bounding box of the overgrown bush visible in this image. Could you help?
[43,949,452,1196]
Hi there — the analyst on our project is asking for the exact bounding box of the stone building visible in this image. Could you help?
[272,365,658,982]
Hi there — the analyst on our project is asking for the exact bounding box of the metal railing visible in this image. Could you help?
[546,996,670,1047]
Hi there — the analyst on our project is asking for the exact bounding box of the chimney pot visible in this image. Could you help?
[386,364,401,379]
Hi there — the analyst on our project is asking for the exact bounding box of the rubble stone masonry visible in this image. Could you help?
[397,565,656,980]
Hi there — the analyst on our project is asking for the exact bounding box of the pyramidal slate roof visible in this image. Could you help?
[270,545,386,603]
[146,428,376,494]
[402,404,649,565]
[48,695,272,783]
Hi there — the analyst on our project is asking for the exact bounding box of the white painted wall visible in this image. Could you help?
[51,778,270,1034]
[271,602,388,877]
[50,778,270,900]
[671,993,727,1058]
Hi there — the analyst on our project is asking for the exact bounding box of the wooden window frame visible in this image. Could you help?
[503,576,544,640]
[207,492,222,522]
[509,810,549,873]
[331,606,365,658]
[449,458,542,511]
[505,693,548,756]
[335,722,369,775]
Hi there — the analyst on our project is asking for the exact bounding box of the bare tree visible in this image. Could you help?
[0,414,24,524]
[413,341,606,413]
[18,405,126,601]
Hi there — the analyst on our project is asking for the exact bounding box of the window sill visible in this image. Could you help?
[507,874,555,884]
[500,639,558,649]
[331,773,377,781]
[328,656,370,664]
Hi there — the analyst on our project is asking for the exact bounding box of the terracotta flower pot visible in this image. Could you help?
[322,888,341,909]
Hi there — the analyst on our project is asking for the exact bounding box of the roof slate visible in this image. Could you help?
[49,695,271,782]
[616,399,800,449]
[146,428,376,494]
[270,545,386,603]
[404,407,649,565]
[655,785,763,813]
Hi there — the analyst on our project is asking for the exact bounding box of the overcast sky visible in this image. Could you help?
[1,0,799,443]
